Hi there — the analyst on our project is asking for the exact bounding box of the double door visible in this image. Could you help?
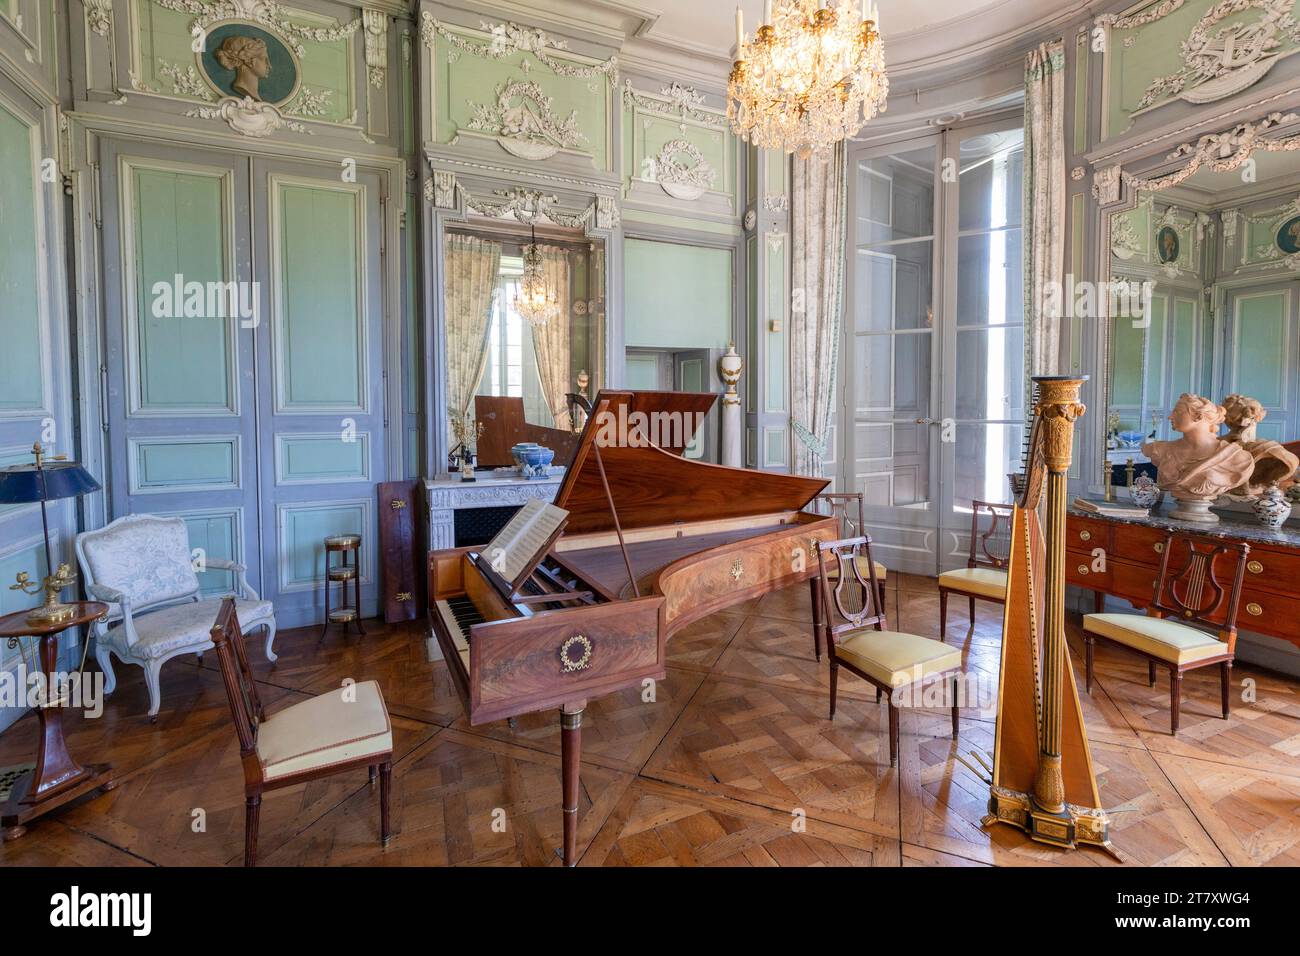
[842,119,1028,574]
[98,140,389,627]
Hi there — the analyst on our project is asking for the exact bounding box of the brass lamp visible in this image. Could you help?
[0,443,101,626]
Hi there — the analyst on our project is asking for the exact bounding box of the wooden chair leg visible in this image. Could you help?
[379,761,392,845]
[809,576,822,662]
[938,589,948,642]
[1170,667,1182,735]
[368,764,377,785]
[1148,661,1157,686]
[950,675,959,739]
[244,794,261,867]
[887,704,899,767]
[1084,636,1094,694]
[1220,661,1232,719]
[828,663,838,720]
[968,595,976,626]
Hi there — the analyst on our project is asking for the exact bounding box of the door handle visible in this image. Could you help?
[915,418,940,426]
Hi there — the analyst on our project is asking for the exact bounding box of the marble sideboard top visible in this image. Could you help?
[1070,497,1300,550]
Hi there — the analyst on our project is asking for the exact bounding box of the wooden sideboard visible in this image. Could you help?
[1066,502,1300,651]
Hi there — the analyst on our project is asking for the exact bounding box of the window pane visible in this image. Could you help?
[958,129,1024,231]
[955,326,1025,421]
[952,423,1024,510]
[856,147,935,244]
[955,230,1023,328]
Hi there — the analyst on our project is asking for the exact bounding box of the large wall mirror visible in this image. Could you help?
[1102,141,1300,502]
[443,222,605,472]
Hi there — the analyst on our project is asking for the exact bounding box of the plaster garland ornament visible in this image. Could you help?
[363,9,387,89]
[463,79,588,160]
[422,13,618,82]
[621,80,727,130]
[1123,112,1300,193]
[1131,0,1300,114]
[645,139,716,201]
[430,171,458,209]
[158,61,215,100]
[154,0,362,59]
[86,0,113,37]
[762,195,790,212]
[1071,166,1085,181]
[1110,212,1143,259]
[595,195,620,230]
[1222,206,1240,240]
[463,187,593,229]
[283,85,332,117]
[1092,164,1122,205]
[1096,0,1187,31]
[186,96,310,137]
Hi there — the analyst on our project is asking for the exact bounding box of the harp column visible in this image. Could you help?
[1031,376,1087,815]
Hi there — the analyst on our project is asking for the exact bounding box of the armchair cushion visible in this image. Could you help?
[79,515,199,610]
[835,630,962,687]
[257,680,391,781]
[937,566,1008,599]
[107,596,274,659]
[1083,613,1227,665]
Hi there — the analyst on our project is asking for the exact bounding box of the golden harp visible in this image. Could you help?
[982,375,1115,854]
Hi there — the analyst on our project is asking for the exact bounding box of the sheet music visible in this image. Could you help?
[483,498,568,584]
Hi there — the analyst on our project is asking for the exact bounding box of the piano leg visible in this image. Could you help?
[560,703,584,867]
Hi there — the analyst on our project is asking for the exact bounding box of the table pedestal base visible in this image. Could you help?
[0,762,115,840]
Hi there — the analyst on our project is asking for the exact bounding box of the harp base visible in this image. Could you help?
[984,785,1113,853]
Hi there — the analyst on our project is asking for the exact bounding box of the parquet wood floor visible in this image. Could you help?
[2,578,1297,867]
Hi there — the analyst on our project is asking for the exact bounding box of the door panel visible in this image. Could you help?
[99,141,260,598]
[254,160,387,627]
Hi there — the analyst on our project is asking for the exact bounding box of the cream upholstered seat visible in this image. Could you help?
[257,680,392,781]
[835,629,962,687]
[1082,613,1225,666]
[936,566,1007,599]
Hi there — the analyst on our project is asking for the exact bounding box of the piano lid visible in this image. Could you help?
[553,390,829,535]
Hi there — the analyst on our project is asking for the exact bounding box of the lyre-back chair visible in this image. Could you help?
[209,598,394,865]
[1082,533,1248,734]
[936,499,1013,641]
[806,492,889,661]
[816,535,962,766]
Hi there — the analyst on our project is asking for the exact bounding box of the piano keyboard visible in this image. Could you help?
[434,597,482,670]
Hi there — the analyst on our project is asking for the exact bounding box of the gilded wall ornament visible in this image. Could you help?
[463,78,588,159]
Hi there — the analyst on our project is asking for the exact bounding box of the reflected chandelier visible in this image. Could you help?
[514,224,560,327]
[728,0,888,159]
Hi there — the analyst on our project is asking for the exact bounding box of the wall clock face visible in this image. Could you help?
[1276,215,1300,256]
[1156,225,1180,264]
[199,22,301,107]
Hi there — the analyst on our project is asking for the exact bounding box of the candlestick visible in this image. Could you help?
[736,7,743,51]
[765,0,772,24]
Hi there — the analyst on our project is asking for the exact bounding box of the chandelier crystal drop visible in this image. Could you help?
[728,0,889,159]
[514,228,561,327]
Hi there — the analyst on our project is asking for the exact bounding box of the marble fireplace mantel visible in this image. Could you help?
[426,472,564,550]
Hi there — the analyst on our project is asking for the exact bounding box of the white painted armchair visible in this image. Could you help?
[75,514,277,719]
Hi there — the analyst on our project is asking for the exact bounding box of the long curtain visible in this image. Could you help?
[791,141,848,477]
[1024,39,1066,380]
[531,244,572,430]
[444,233,501,427]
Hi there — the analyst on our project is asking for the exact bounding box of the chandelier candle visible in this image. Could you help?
[729,0,888,158]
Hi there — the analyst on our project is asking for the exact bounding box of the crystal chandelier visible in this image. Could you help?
[514,225,560,327]
[728,0,888,159]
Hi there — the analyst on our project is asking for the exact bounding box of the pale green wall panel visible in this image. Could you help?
[275,181,364,409]
[624,239,732,349]
[624,354,659,389]
[276,433,369,484]
[279,502,367,589]
[0,101,46,412]
[0,540,47,617]
[1235,292,1288,407]
[765,234,786,412]
[1170,298,1197,400]
[130,165,234,411]
[178,509,239,596]
[131,436,238,492]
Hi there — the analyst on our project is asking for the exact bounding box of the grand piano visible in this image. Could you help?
[428,389,833,865]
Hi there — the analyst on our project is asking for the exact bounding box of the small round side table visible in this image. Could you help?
[320,534,366,640]
[0,601,115,841]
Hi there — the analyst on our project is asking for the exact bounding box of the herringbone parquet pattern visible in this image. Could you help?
[2,572,1298,867]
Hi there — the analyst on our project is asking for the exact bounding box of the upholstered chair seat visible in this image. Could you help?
[936,566,1008,599]
[834,629,962,688]
[1083,613,1226,666]
[256,680,392,782]
[76,514,278,718]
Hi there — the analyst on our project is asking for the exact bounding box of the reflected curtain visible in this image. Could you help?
[1024,39,1065,380]
[532,244,572,430]
[791,142,848,477]
[445,234,501,427]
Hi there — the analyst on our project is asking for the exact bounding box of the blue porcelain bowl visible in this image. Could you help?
[1117,430,1145,448]
[510,442,539,469]
[518,446,554,480]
